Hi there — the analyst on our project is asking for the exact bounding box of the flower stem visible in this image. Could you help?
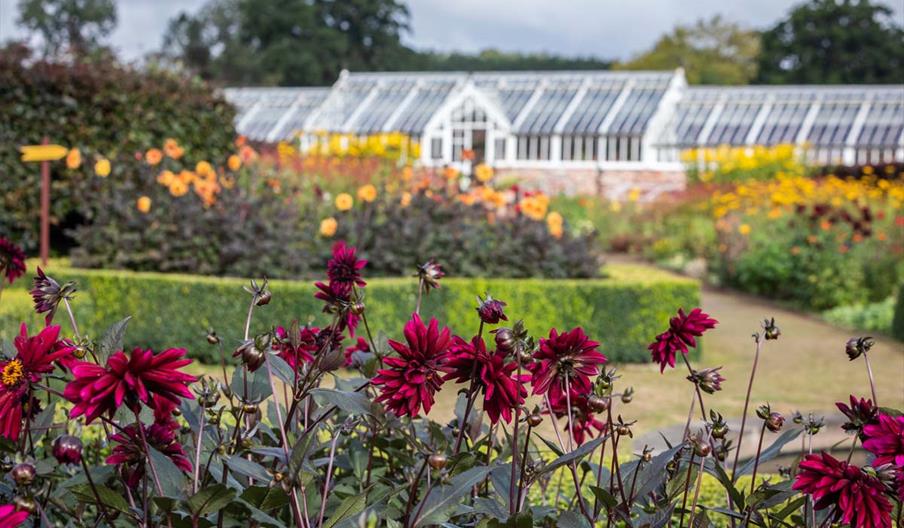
[544,392,592,524]
[509,358,522,514]
[749,421,768,496]
[82,457,111,523]
[516,422,533,510]
[317,432,341,528]
[678,450,696,528]
[862,352,878,406]
[415,277,424,315]
[63,298,81,341]
[192,413,205,494]
[452,320,484,456]
[730,334,762,484]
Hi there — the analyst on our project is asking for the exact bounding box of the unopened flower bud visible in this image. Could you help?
[416,260,444,291]
[10,463,35,486]
[621,387,634,404]
[350,301,365,315]
[766,412,785,433]
[762,318,780,340]
[207,330,220,345]
[242,403,259,415]
[52,435,83,465]
[428,454,448,470]
[234,341,265,372]
[845,337,874,361]
[476,294,507,325]
[587,395,610,413]
[13,496,34,513]
[319,347,345,372]
[756,404,771,420]
[641,446,654,463]
[689,367,725,394]
[693,439,712,458]
[494,327,516,354]
[256,290,272,306]
[527,413,543,427]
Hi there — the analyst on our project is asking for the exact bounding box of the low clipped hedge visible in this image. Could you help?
[1,263,700,364]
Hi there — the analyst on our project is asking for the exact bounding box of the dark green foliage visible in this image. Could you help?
[0,44,236,250]
[757,0,904,84]
[41,264,699,364]
[893,286,904,341]
[17,0,117,57]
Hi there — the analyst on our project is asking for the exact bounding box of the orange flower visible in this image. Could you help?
[145,148,163,166]
[136,196,152,213]
[738,224,751,236]
[227,154,242,171]
[66,148,81,169]
[401,166,413,181]
[400,192,412,208]
[94,158,111,177]
[546,212,564,238]
[474,163,493,183]
[461,148,475,161]
[163,139,183,159]
[195,161,214,178]
[790,246,801,255]
[157,170,175,186]
[235,135,247,148]
[319,217,338,237]
[178,170,197,184]
[819,219,832,231]
[443,166,459,181]
[335,193,353,211]
[357,184,377,203]
[852,233,864,243]
[220,175,235,190]
[169,179,189,197]
[239,145,256,163]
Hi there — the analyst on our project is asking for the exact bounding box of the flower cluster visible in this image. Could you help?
[648,308,718,372]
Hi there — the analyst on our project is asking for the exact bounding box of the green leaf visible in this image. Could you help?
[231,367,272,404]
[311,388,373,416]
[537,436,605,476]
[226,455,272,482]
[771,496,806,522]
[589,486,617,510]
[268,354,297,385]
[321,493,367,528]
[557,511,591,528]
[70,483,131,513]
[149,446,188,498]
[736,428,801,477]
[704,458,744,511]
[289,426,320,481]
[187,484,235,517]
[412,466,493,527]
[97,316,131,362]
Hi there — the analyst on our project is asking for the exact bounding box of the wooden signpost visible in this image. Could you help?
[19,138,68,266]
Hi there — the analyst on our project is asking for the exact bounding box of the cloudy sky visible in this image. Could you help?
[0,0,901,62]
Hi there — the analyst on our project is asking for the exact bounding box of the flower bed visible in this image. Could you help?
[1,260,699,364]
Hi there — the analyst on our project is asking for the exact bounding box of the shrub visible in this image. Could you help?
[3,261,699,364]
[894,286,904,341]
[0,43,236,249]
[823,296,896,334]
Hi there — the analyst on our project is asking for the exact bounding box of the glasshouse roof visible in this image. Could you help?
[223,70,903,157]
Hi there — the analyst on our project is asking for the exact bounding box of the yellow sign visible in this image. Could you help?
[19,144,68,162]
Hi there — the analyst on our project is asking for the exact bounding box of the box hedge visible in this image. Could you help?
[1,263,700,364]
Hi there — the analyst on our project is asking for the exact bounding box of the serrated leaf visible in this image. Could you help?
[311,388,373,416]
[322,493,367,528]
[97,316,131,362]
[187,484,235,517]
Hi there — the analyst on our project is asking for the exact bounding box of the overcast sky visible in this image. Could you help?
[0,0,901,62]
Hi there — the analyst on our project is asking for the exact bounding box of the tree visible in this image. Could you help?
[17,0,117,57]
[757,0,904,84]
[613,16,760,85]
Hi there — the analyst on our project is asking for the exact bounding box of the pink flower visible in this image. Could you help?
[530,327,605,402]
[65,347,197,423]
[373,314,452,417]
[444,336,528,424]
[274,325,319,368]
[106,417,191,488]
[793,452,892,528]
[326,241,367,293]
[648,308,717,373]
[0,504,28,528]
[837,395,878,437]
[546,389,607,446]
[863,414,904,467]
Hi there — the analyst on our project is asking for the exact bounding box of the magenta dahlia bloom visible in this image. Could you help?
[863,414,904,467]
[326,241,367,292]
[373,314,452,417]
[546,388,607,446]
[0,324,74,440]
[648,308,718,373]
[65,347,197,423]
[530,327,605,401]
[444,336,528,424]
[0,237,26,285]
[0,504,28,528]
[314,281,360,335]
[793,452,892,528]
[837,395,879,437]
[107,417,192,488]
[274,325,319,368]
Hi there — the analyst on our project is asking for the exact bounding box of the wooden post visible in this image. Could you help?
[40,136,50,266]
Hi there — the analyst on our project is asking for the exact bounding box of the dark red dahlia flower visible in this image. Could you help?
[65,347,197,423]
[837,395,878,437]
[274,325,319,368]
[344,337,370,367]
[648,308,717,373]
[30,267,76,324]
[0,324,74,440]
[326,241,367,292]
[530,327,605,402]
[476,295,507,325]
[373,314,452,417]
[0,503,28,528]
[106,417,192,488]
[314,281,359,335]
[546,388,607,446]
[793,452,892,528]
[444,336,528,424]
[863,414,904,467]
[0,238,26,285]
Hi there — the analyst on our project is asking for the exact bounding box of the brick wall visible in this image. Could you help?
[494,167,687,201]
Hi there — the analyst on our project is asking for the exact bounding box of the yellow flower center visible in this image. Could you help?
[1,359,24,387]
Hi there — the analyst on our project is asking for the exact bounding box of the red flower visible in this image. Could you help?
[326,241,367,292]
[863,414,904,467]
[476,295,507,324]
[274,325,319,368]
[648,308,717,373]
[0,324,73,440]
[0,238,26,285]
[0,504,28,528]
[793,452,892,528]
[837,395,878,437]
[373,314,452,417]
[106,417,191,488]
[344,337,370,367]
[546,389,606,446]
[530,327,605,402]
[65,347,197,423]
[314,281,359,336]
[444,336,528,424]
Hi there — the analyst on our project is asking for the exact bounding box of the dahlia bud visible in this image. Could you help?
[13,496,35,513]
[194,377,221,409]
[527,412,543,427]
[416,260,445,292]
[242,403,259,415]
[244,278,271,306]
[10,463,35,486]
[319,346,345,372]
[641,446,654,463]
[621,386,634,404]
[494,327,516,354]
[691,432,711,457]
[597,367,620,392]
[234,340,265,372]
[845,336,874,361]
[762,317,780,340]
[688,367,725,394]
[350,301,365,315]
[756,404,771,420]
[766,412,785,433]
[476,294,507,324]
[207,329,220,345]
[710,410,729,440]
[587,395,610,413]
[52,435,83,465]
[614,416,635,438]
[428,454,448,470]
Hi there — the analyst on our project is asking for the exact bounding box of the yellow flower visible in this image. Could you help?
[163,138,183,159]
[66,148,81,169]
[220,175,235,190]
[474,163,493,183]
[548,223,564,239]
[94,158,111,177]
[546,212,564,238]
[157,170,175,186]
[227,154,242,171]
[335,193,354,211]
[738,224,751,236]
[136,196,152,213]
[609,201,622,213]
[169,179,189,197]
[627,188,641,202]
[195,161,214,178]
[178,170,197,184]
[319,217,338,237]
[357,184,378,203]
[400,192,412,208]
[145,148,163,166]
